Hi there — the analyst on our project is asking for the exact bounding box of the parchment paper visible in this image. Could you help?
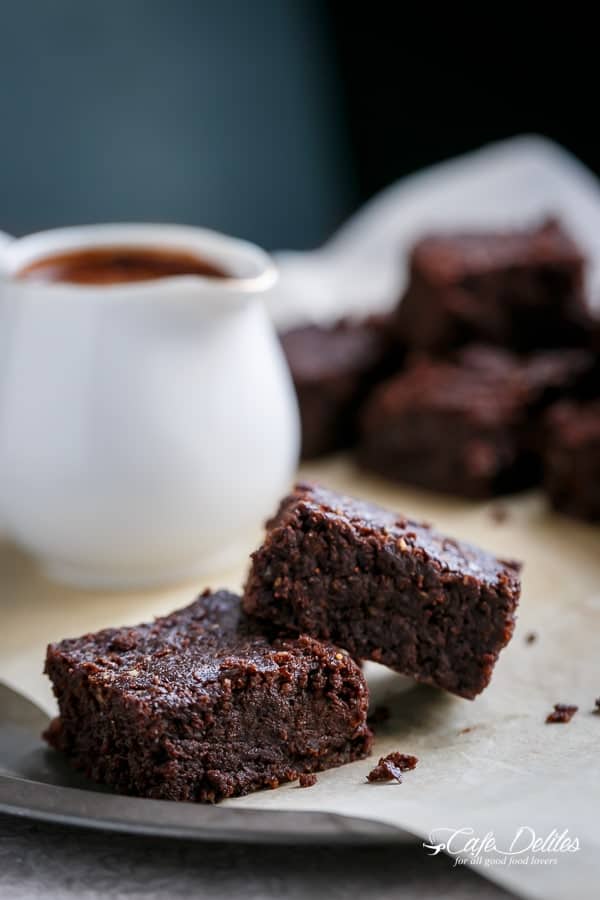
[1,458,599,900]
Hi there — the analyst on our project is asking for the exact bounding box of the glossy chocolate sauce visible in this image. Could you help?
[17,246,229,285]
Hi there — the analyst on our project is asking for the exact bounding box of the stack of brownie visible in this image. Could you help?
[44,483,521,803]
[281,218,600,521]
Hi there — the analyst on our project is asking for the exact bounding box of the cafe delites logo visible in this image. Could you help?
[423,826,581,868]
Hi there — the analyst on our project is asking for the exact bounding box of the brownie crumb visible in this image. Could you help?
[546,704,578,724]
[368,705,391,728]
[490,505,509,524]
[459,726,473,734]
[525,632,537,645]
[298,773,318,788]
[367,752,419,783]
[593,698,600,715]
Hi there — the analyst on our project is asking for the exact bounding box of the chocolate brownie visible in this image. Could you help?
[44,590,372,803]
[394,218,586,352]
[358,344,593,498]
[543,401,600,521]
[280,318,395,458]
[243,484,521,699]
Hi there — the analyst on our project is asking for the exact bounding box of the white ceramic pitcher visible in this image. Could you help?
[0,224,299,588]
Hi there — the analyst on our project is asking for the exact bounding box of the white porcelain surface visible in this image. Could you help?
[0,224,299,588]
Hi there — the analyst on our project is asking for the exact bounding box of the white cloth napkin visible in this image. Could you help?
[270,134,600,330]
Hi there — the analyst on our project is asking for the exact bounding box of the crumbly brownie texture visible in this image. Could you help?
[44,591,372,803]
[243,484,521,699]
[358,344,593,498]
[456,344,593,400]
[394,218,586,352]
[367,752,419,783]
[546,704,578,724]
[543,401,600,521]
[280,318,395,458]
[298,772,318,788]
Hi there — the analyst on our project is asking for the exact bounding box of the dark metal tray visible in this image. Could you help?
[0,683,408,844]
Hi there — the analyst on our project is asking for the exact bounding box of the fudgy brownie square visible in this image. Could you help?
[280,318,395,458]
[543,401,600,521]
[394,218,587,352]
[243,484,521,699]
[358,344,593,498]
[44,591,372,802]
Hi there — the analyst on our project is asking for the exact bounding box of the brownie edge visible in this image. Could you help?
[394,218,586,352]
[543,401,600,521]
[44,590,372,802]
[243,484,521,699]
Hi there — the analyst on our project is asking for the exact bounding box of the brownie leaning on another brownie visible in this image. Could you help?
[243,484,521,699]
[358,344,594,498]
[394,218,587,352]
[280,317,397,459]
[44,590,372,803]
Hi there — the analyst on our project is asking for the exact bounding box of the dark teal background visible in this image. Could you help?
[0,0,356,249]
[1,3,594,250]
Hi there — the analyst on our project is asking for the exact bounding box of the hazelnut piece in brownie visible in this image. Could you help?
[244,484,521,699]
[44,591,372,803]
[543,401,600,522]
[358,344,593,498]
[394,218,586,352]
[280,317,396,459]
